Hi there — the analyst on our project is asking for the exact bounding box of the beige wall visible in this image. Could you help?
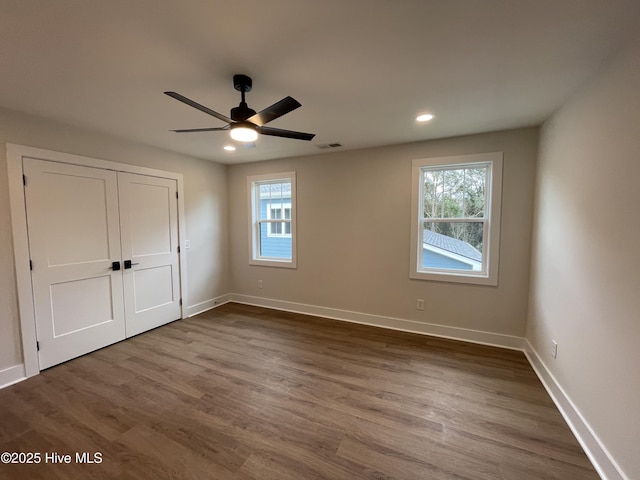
[528,38,640,478]
[0,108,229,371]
[228,127,538,337]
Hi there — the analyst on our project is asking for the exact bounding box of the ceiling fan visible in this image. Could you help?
[165,74,315,143]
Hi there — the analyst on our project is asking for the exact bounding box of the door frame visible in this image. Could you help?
[7,143,189,377]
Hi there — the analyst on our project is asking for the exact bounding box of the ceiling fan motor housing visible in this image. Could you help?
[231,103,256,121]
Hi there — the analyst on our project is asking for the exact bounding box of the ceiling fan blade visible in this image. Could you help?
[248,96,301,126]
[164,91,233,124]
[170,126,230,133]
[257,126,315,141]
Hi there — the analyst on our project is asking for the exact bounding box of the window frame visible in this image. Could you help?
[410,152,503,285]
[247,171,297,268]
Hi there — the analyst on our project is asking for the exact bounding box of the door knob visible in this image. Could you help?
[124,260,140,269]
[110,261,121,271]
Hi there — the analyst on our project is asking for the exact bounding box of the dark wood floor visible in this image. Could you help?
[0,303,598,479]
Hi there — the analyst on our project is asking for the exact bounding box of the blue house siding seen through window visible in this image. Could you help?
[422,248,474,271]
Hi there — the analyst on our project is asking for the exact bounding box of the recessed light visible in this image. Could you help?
[416,114,434,122]
[223,145,236,151]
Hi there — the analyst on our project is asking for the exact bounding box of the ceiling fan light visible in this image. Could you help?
[230,124,258,142]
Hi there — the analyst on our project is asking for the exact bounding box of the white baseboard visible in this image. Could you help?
[524,340,627,480]
[0,364,26,389]
[186,294,232,317]
[230,294,525,350]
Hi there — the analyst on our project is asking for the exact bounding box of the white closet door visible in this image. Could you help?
[24,158,126,369]
[118,172,181,337]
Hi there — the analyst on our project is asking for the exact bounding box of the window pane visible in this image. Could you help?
[259,181,290,220]
[424,168,465,218]
[271,222,282,235]
[259,221,292,259]
[259,184,269,220]
[423,170,442,218]
[463,167,486,218]
[421,222,483,271]
[442,169,465,218]
[423,166,487,219]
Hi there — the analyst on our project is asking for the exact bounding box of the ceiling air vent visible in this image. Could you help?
[316,143,343,149]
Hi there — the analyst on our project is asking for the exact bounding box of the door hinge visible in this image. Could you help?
[23,174,26,186]
[37,341,40,351]
[177,245,181,253]
[30,260,33,271]
[179,298,182,306]
[176,191,179,199]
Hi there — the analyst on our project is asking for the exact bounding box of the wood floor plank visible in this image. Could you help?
[0,303,599,479]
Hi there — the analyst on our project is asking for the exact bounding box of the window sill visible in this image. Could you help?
[250,258,297,269]
[410,270,497,286]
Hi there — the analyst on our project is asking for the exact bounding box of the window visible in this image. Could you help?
[267,203,292,237]
[410,152,502,285]
[248,172,296,267]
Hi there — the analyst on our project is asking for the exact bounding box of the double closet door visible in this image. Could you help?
[24,158,182,369]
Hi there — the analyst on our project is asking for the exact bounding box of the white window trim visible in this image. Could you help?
[410,152,502,286]
[247,172,297,268]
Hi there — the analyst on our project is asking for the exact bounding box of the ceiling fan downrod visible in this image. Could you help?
[231,74,256,121]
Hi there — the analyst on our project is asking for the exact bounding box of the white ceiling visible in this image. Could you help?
[1,1,639,165]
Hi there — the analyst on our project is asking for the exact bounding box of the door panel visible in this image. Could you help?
[132,265,175,312]
[24,158,126,369]
[50,276,115,336]
[127,181,173,256]
[41,173,112,265]
[118,172,181,336]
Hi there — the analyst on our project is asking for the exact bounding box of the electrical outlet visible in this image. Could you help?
[416,299,424,311]
[258,280,263,289]
[184,239,191,249]
[551,340,558,359]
